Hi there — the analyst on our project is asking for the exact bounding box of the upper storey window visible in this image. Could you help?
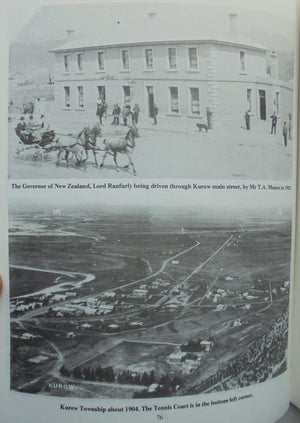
[121,49,130,70]
[168,48,177,70]
[97,51,105,70]
[188,47,198,69]
[145,48,153,69]
[77,53,83,72]
[64,55,70,73]
[240,51,246,72]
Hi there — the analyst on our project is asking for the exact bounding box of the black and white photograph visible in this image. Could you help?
[8,3,295,179]
[9,191,291,399]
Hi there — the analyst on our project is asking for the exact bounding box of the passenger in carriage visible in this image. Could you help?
[26,115,42,142]
[39,114,51,131]
[26,115,40,131]
[15,116,27,141]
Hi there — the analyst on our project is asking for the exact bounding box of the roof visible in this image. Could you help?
[50,11,269,53]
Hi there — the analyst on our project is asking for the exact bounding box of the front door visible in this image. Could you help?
[147,86,154,117]
[259,89,266,120]
[123,86,131,110]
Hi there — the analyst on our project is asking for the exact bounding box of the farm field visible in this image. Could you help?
[9,208,291,398]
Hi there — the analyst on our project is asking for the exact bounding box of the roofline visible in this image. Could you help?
[50,39,269,54]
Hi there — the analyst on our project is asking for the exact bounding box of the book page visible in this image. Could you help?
[290,21,300,406]
[0,1,298,422]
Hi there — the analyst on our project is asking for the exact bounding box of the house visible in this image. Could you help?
[132,288,148,298]
[21,332,37,340]
[50,11,293,126]
[81,323,92,329]
[98,304,114,314]
[169,352,186,363]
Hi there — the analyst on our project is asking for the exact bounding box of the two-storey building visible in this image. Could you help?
[50,13,293,126]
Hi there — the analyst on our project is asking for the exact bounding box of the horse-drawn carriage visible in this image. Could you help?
[14,118,138,173]
[15,126,56,162]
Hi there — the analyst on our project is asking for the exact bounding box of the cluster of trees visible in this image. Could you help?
[60,364,183,397]
[133,374,183,398]
[60,364,115,383]
[117,370,155,386]
[180,338,211,352]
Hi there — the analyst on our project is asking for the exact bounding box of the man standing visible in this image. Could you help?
[206,107,212,129]
[244,110,250,130]
[122,105,130,126]
[283,122,288,147]
[96,99,104,124]
[270,113,277,134]
[133,104,140,124]
[112,104,121,125]
[288,113,292,140]
[152,103,158,125]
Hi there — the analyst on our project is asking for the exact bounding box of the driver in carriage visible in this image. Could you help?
[24,115,43,142]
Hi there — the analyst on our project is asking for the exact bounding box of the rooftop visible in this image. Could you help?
[51,11,269,53]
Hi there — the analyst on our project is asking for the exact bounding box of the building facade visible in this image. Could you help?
[51,14,293,126]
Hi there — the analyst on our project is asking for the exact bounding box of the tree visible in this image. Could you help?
[73,366,82,379]
[59,365,70,377]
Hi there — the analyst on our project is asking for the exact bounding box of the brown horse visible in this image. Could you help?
[54,134,86,167]
[78,123,102,166]
[100,127,138,174]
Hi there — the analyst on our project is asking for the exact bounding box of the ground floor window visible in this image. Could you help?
[64,86,70,108]
[97,86,106,101]
[123,86,131,109]
[77,86,84,108]
[190,87,200,114]
[247,88,252,111]
[169,87,179,113]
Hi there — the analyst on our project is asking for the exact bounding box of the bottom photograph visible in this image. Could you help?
[9,198,291,399]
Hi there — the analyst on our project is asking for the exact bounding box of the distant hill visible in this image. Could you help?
[9,3,295,83]
[9,40,64,83]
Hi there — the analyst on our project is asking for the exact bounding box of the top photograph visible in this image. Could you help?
[7,3,296,179]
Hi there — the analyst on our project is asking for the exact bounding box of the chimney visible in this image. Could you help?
[228,13,238,37]
[66,29,75,39]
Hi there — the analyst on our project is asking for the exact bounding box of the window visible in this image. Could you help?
[97,86,106,101]
[145,48,153,69]
[64,86,70,108]
[123,86,131,108]
[64,55,70,73]
[77,86,84,108]
[97,52,104,70]
[190,88,200,114]
[77,53,83,71]
[169,87,179,113]
[247,89,252,111]
[188,47,198,69]
[168,48,177,69]
[240,51,246,72]
[121,49,129,70]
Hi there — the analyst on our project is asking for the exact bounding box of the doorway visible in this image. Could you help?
[259,89,266,120]
[147,86,154,117]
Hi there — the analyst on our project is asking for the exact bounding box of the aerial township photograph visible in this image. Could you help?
[9,199,291,398]
[8,3,295,179]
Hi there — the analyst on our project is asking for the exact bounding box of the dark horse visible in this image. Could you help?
[100,126,138,175]
[78,123,102,166]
